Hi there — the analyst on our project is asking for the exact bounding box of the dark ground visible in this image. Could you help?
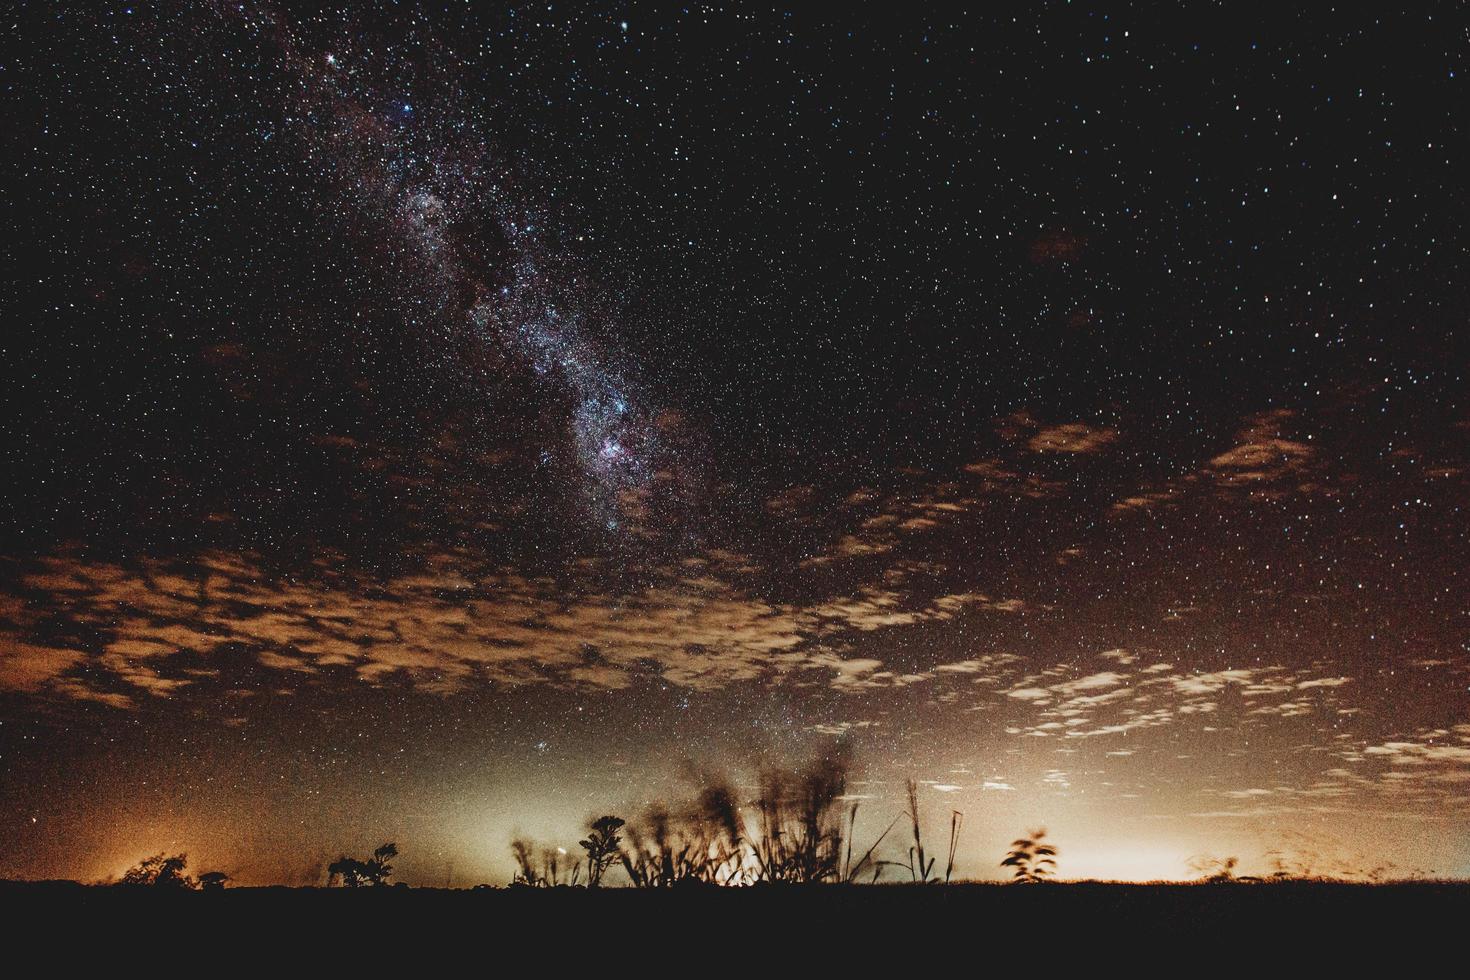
[4,880,1466,962]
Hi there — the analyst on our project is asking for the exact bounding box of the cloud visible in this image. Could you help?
[1169,669,1256,696]
[1052,671,1127,695]
[0,641,86,694]
[1297,676,1352,689]
[764,484,815,516]
[810,720,880,736]
[1206,409,1318,491]
[1111,407,1340,513]
[0,549,1045,705]
[799,536,894,566]
[1110,489,1180,514]
[1027,423,1119,455]
[1363,738,1470,765]
[960,458,1064,499]
[822,657,888,692]
[2,552,816,701]
[992,661,1362,743]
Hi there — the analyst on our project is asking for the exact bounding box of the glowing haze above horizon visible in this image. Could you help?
[2,3,1468,886]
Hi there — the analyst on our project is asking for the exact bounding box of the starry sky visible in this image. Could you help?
[2,3,1468,885]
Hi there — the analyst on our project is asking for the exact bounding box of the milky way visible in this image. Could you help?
[230,3,670,530]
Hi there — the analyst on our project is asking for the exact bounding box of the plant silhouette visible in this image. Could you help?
[883,780,935,882]
[579,816,625,888]
[842,803,896,884]
[1188,854,1240,883]
[879,781,965,884]
[608,754,857,887]
[1001,830,1058,883]
[620,805,716,887]
[944,808,964,884]
[542,846,581,887]
[327,842,398,887]
[119,853,196,889]
[749,753,849,884]
[509,839,582,886]
[500,757,981,888]
[509,838,540,887]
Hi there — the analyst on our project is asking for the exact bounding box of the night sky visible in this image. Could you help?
[2,3,1468,885]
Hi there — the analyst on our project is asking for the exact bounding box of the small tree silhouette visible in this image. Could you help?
[1001,829,1057,883]
[328,843,398,887]
[119,853,196,889]
[580,816,625,888]
[365,843,397,885]
[327,857,368,887]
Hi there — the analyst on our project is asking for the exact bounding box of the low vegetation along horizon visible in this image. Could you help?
[38,759,1432,891]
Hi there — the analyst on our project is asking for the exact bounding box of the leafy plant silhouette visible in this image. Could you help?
[1001,829,1057,883]
[579,816,625,888]
[119,853,196,889]
[327,842,398,887]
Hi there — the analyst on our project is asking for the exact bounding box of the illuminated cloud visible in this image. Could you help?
[0,640,85,694]
[1027,423,1119,455]
[0,547,1040,704]
[1206,409,1321,496]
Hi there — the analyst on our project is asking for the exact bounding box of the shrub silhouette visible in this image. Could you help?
[749,754,849,883]
[620,804,720,887]
[328,842,398,887]
[502,756,984,888]
[119,853,196,889]
[611,754,855,887]
[1001,830,1057,883]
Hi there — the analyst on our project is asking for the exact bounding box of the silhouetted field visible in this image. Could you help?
[8,763,1463,959]
[6,879,1466,947]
